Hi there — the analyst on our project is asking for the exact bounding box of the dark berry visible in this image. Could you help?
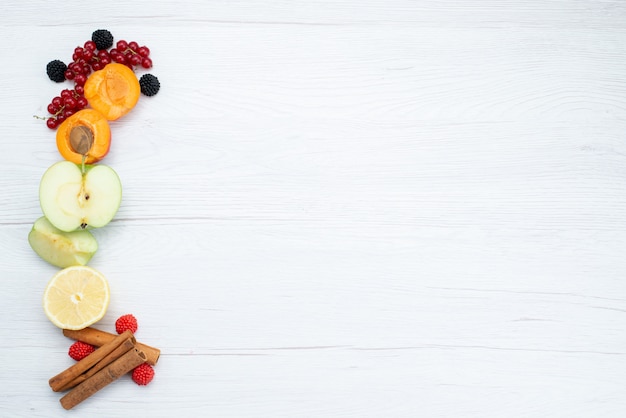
[139,74,160,96]
[46,60,67,82]
[92,29,114,50]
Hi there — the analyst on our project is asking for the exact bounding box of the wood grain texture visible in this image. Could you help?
[1,0,625,416]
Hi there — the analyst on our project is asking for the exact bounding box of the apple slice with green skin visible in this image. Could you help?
[28,216,98,268]
[39,160,122,232]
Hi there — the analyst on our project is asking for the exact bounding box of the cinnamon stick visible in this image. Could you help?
[58,337,135,392]
[63,327,160,365]
[60,348,147,410]
[50,330,134,392]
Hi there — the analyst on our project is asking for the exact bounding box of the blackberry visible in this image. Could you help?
[91,29,114,50]
[46,60,67,82]
[139,74,160,96]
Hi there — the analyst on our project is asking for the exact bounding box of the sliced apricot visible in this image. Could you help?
[56,108,111,164]
[84,63,140,120]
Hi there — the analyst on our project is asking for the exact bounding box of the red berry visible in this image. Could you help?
[64,69,75,80]
[74,47,84,58]
[74,74,87,86]
[116,40,128,51]
[68,341,96,361]
[70,63,83,74]
[115,314,138,334]
[63,96,77,109]
[128,41,139,51]
[129,54,142,66]
[141,57,153,69]
[83,49,94,61]
[137,46,150,57]
[47,103,57,114]
[46,118,58,129]
[112,53,126,64]
[77,97,88,109]
[52,96,63,107]
[74,85,84,95]
[131,363,154,386]
[92,61,103,71]
[84,40,97,51]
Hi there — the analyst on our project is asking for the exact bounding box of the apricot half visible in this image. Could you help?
[84,63,140,120]
[56,109,111,164]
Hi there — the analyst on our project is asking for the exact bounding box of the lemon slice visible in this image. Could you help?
[43,266,110,330]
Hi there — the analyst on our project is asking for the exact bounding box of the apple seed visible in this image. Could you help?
[69,125,94,155]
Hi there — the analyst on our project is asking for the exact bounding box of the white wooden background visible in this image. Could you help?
[1,1,625,416]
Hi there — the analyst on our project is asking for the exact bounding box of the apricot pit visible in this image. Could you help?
[69,125,94,155]
[56,109,111,164]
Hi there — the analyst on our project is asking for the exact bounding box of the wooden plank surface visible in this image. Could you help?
[1,0,625,416]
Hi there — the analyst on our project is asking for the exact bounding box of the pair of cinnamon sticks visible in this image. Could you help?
[50,327,160,410]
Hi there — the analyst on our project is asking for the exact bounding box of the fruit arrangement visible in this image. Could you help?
[42,29,159,129]
[31,29,161,410]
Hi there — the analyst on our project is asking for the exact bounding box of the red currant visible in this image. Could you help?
[60,89,73,99]
[74,85,85,95]
[52,96,63,107]
[47,103,57,114]
[112,53,126,64]
[46,118,58,129]
[141,57,153,69]
[74,74,87,86]
[84,40,96,51]
[83,49,94,61]
[92,61,103,71]
[70,63,83,74]
[128,41,139,51]
[63,96,77,109]
[77,97,88,109]
[64,69,75,80]
[129,54,142,66]
[116,40,128,51]
[137,46,150,57]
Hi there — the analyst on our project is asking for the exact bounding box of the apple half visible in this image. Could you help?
[39,161,122,232]
[28,216,98,268]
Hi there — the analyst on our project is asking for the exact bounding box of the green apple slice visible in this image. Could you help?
[28,216,98,268]
[39,160,122,232]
